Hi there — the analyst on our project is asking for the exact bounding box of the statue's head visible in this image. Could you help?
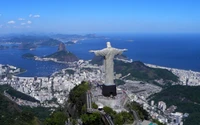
[106,42,112,48]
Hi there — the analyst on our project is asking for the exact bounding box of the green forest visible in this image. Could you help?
[151,85,200,125]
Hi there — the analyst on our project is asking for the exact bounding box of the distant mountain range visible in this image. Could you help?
[0,33,106,50]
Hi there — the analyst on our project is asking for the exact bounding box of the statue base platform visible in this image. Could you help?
[102,84,117,97]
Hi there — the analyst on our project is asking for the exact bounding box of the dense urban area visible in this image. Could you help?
[0,34,200,125]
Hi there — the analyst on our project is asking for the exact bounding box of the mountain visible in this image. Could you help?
[0,92,40,125]
[90,56,178,83]
[114,61,178,82]
[45,42,78,62]
[18,43,37,50]
[150,85,200,125]
[0,84,40,103]
[39,38,61,46]
[45,51,78,62]
[57,42,66,51]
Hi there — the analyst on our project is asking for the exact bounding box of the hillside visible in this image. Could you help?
[39,38,61,46]
[45,50,78,62]
[90,56,178,82]
[18,43,37,50]
[0,84,40,103]
[115,61,178,82]
[0,93,40,125]
[150,85,200,125]
[45,42,78,62]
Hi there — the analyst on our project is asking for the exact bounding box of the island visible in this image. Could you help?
[22,42,78,63]
[22,53,35,59]
[44,42,78,62]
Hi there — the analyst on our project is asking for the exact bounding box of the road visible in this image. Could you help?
[86,90,114,125]
[130,109,141,125]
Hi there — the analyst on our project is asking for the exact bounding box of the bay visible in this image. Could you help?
[0,33,200,77]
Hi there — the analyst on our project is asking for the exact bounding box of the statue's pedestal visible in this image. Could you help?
[102,84,117,97]
[92,86,128,112]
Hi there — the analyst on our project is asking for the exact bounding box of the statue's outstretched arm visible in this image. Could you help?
[89,49,107,56]
[89,50,96,53]
[114,48,127,55]
[122,49,127,52]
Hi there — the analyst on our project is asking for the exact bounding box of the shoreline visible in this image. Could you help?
[14,69,27,76]
[145,63,200,86]
[2,59,200,86]
[145,63,200,74]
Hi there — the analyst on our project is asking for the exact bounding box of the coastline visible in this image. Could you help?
[145,63,200,86]
[34,56,75,65]
[3,55,200,86]
[14,69,27,76]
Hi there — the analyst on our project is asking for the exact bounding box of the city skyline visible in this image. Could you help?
[0,0,200,34]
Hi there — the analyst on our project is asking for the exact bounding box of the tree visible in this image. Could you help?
[44,111,68,125]
[92,102,98,109]
[68,81,90,116]
[103,106,114,115]
[113,111,134,125]
[81,112,102,125]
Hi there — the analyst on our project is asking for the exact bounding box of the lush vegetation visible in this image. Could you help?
[0,81,150,125]
[151,85,200,125]
[45,50,78,62]
[127,102,149,120]
[21,106,52,122]
[92,102,98,109]
[40,38,61,46]
[0,93,40,125]
[114,61,178,82]
[68,81,90,117]
[91,56,178,82]
[0,84,39,103]
[44,111,68,125]
[81,112,103,125]
[103,106,134,125]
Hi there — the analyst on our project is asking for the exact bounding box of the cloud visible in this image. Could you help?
[29,14,40,18]
[33,15,40,18]
[8,21,15,24]
[0,25,2,28]
[27,21,32,24]
[21,23,26,25]
[18,18,25,21]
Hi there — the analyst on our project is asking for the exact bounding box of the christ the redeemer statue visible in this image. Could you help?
[90,42,127,96]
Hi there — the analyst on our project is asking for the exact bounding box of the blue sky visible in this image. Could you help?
[0,0,200,34]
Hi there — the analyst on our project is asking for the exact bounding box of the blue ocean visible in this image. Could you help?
[0,33,200,76]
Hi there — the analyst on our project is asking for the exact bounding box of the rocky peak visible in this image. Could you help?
[58,42,66,51]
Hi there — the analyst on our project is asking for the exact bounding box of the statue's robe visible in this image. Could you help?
[93,47,123,85]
